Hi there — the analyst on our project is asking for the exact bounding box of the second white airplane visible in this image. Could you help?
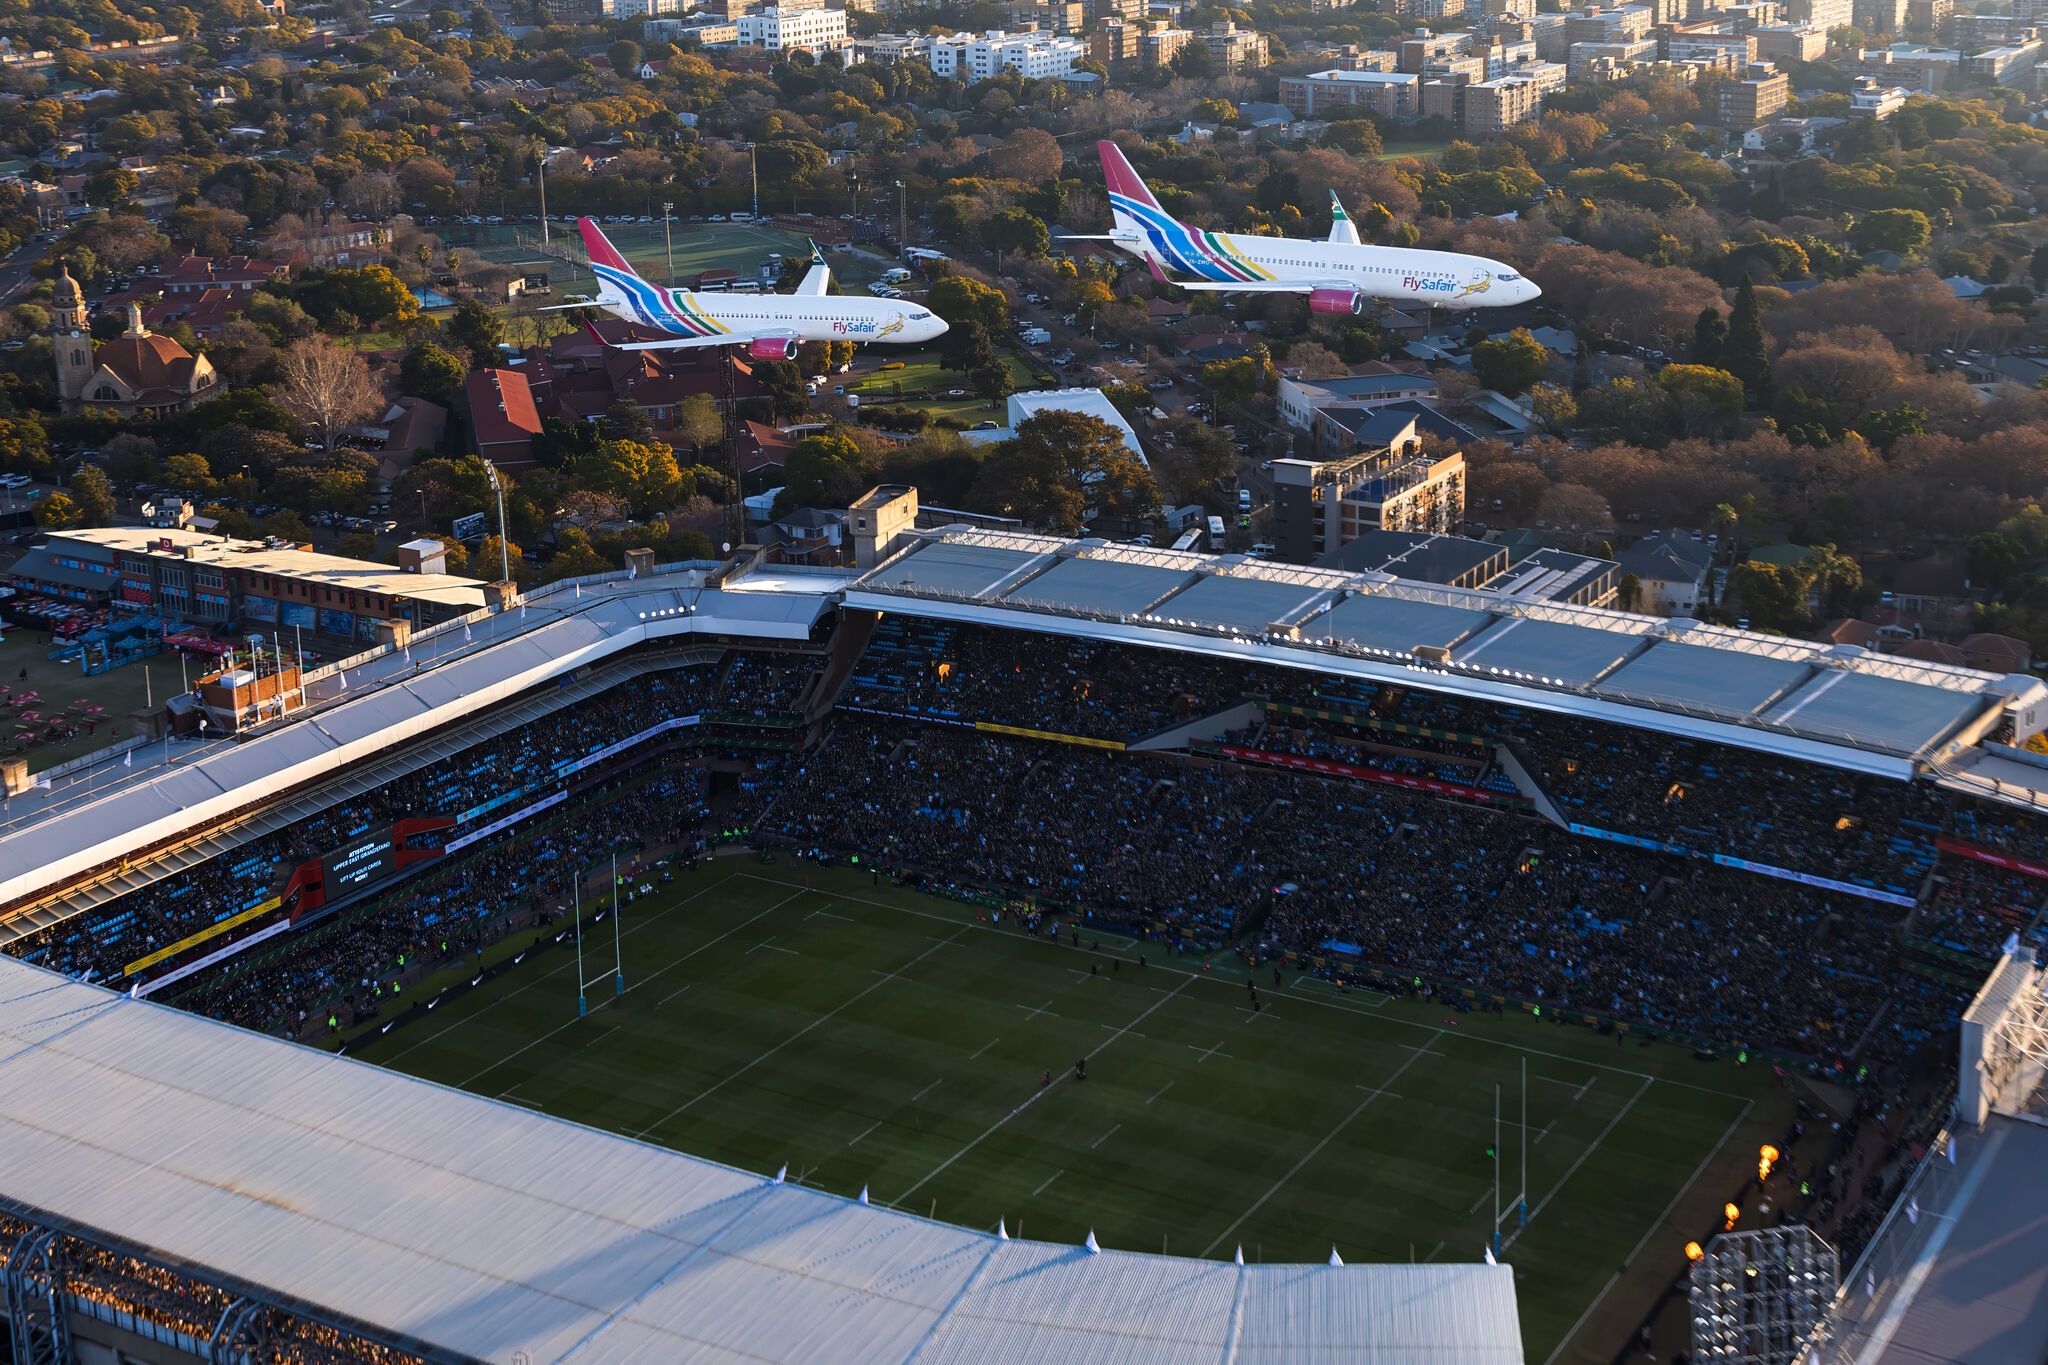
[565,216,947,357]
[1090,140,1540,314]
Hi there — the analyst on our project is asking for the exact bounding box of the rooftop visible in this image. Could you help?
[0,955,1524,1365]
[39,526,488,610]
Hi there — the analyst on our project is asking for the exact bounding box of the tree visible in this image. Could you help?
[1578,376,1670,444]
[545,527,611,581]
[776,430,873,513]
[676,394,723,453]
[2030,243,2048,293]
[69,466,114,526]
[34,492,82,529]
[941,318,1000,375]
[477,535,526,585]
[1657,364,1745,436]
[969,411,1156,532]
[1969,530,2028,592]
[163,452,214,493]
[982,209,1049,260]
[607,39,643,74]
[1472,328,1549,397]
[1530,383,1578,434]
[971,361,1011,402]
[271,335,384,455]
[1727,560,1810,633]
[1723,279,1772,401]
[601,400,654,443]
[444,300,503,368]
[1536,482,1610,535]
[1284,342,1349,380]
[398,340,467,403]
[1850,207,1932,257]
[926,276,1010,335]
[1692,306,1726,366]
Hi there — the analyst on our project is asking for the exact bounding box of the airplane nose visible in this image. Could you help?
[1521,281,1542,303]
[928,317,949,339]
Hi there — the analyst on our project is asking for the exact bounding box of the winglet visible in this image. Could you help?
[808,237,824,265]
[577,216,638,277]
[1097,140,1163,211]
[583,321,609,347]
[1329,189,1350,222]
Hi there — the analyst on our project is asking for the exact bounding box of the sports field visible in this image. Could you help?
[463,221,887,294]
[352,860,1794,1363]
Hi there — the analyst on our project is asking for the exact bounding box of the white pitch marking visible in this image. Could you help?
[1090,1124,1121,1150]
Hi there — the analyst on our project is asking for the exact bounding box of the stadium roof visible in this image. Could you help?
[845,530,2042,780]
[0,956,1524,1364]
[1827,1115,2048,1365]
[0,566,835,913]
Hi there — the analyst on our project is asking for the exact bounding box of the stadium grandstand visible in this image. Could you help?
[1,525,2045,1361]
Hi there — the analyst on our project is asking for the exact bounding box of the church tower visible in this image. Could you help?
[51,262,94,412]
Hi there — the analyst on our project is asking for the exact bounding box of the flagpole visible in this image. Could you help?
[1520,1056,1527,1228]
[612,853,624,995]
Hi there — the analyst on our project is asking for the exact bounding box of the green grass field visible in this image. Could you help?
[0,632,159,771]
[850,350,1053,421]
[465,221,885,294]
[351,860,1794,1363]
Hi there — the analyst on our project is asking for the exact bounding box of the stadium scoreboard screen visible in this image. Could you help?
[323,829,399,894]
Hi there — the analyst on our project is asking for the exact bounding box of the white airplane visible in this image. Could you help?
[561,216,947,358]
[1086,141,1540,315]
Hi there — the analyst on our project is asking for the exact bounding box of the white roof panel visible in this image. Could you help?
[1455,616,1644,687]
[1003,556,1197,616]
[1766,669,1985,753]
[1313,594,1494,654]
[0,957,1525,1364]
[1146,574,1328,634]
[865,540,1042,597]
[1595,642,1812,718]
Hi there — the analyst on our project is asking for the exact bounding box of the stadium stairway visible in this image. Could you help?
[0,646,725,947]
[1488,743,1567,827]
[808,607,880,720]
[1127,701,1264,752]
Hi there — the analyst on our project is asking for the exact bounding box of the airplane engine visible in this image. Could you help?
[1308,287,1365,317]
[748,336,799,361]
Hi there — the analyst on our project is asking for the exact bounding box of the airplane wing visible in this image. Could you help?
[1140,254,1340,294]
[585,323,793,353]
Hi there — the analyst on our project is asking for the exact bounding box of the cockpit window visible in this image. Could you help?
[909,310,932,320]
[1495,273,1520,282]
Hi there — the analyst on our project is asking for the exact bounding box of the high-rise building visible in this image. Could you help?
[1717,61,1790,121]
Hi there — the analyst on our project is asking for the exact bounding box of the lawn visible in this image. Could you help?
[1378,138,1455,163]
[0,631,161,771]
[350,860,1796,1364]
[849,349,1051,422]
[464,220,886,295]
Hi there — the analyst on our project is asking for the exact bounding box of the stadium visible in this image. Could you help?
[1,511,2045,1364]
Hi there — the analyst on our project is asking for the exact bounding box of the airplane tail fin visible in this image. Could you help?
[794,238,830,296]
[1328,190,1361,246]
[1098,140,1164,243]
[577,217,642,310]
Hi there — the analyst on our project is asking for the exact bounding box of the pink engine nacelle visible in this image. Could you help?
[748,336,799,361]
[1307,287,1365,317]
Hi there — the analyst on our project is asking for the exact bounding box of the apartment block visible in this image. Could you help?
[1278,68,1423,117]
[1717,60,1790,121]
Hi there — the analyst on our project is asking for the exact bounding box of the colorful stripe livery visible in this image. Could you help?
[577,217,731,338]
[1096,144,1274,284]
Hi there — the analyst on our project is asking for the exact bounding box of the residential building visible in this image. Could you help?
[11,526,485,644]
[1009,0,1085,31]
[1569,36,1658,78]
[1488,547,1619,607]
[1278,372,1441,430]
[1717,61,1790,122]
[264,220,390,269]
[1319,528,1507,584]
[462,368,544,469]
[1664,26,1759,63]
[1962,33,2043,82]
[1720,0,1783,27]
[1785,0,1851,29]
[1854,0,1907,30]
[1849,73,1909,113]
[1278,68,1422,117]
[154,255,290,296]
[1270,414,1465,563]
[732,6,849,53]
[924,29,1086,79]
[1753,23,1828,59]
[1857,40,1960,88]
[1205,20,1270,70]
[1905,0,1952,33]
[1616,533,1713,615]
[1399,28,1472,70]
[1137,20,1194,66]
[1565,4,1655,42]
[1462,67,1558,134]
[1091,19,1140,64]
[1088,0,1144,22]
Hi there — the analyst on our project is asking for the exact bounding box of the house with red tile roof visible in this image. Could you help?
[462,368,543,469]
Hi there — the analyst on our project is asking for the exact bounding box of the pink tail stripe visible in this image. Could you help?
[577,217,636,275]
[1097,140,1162,211]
